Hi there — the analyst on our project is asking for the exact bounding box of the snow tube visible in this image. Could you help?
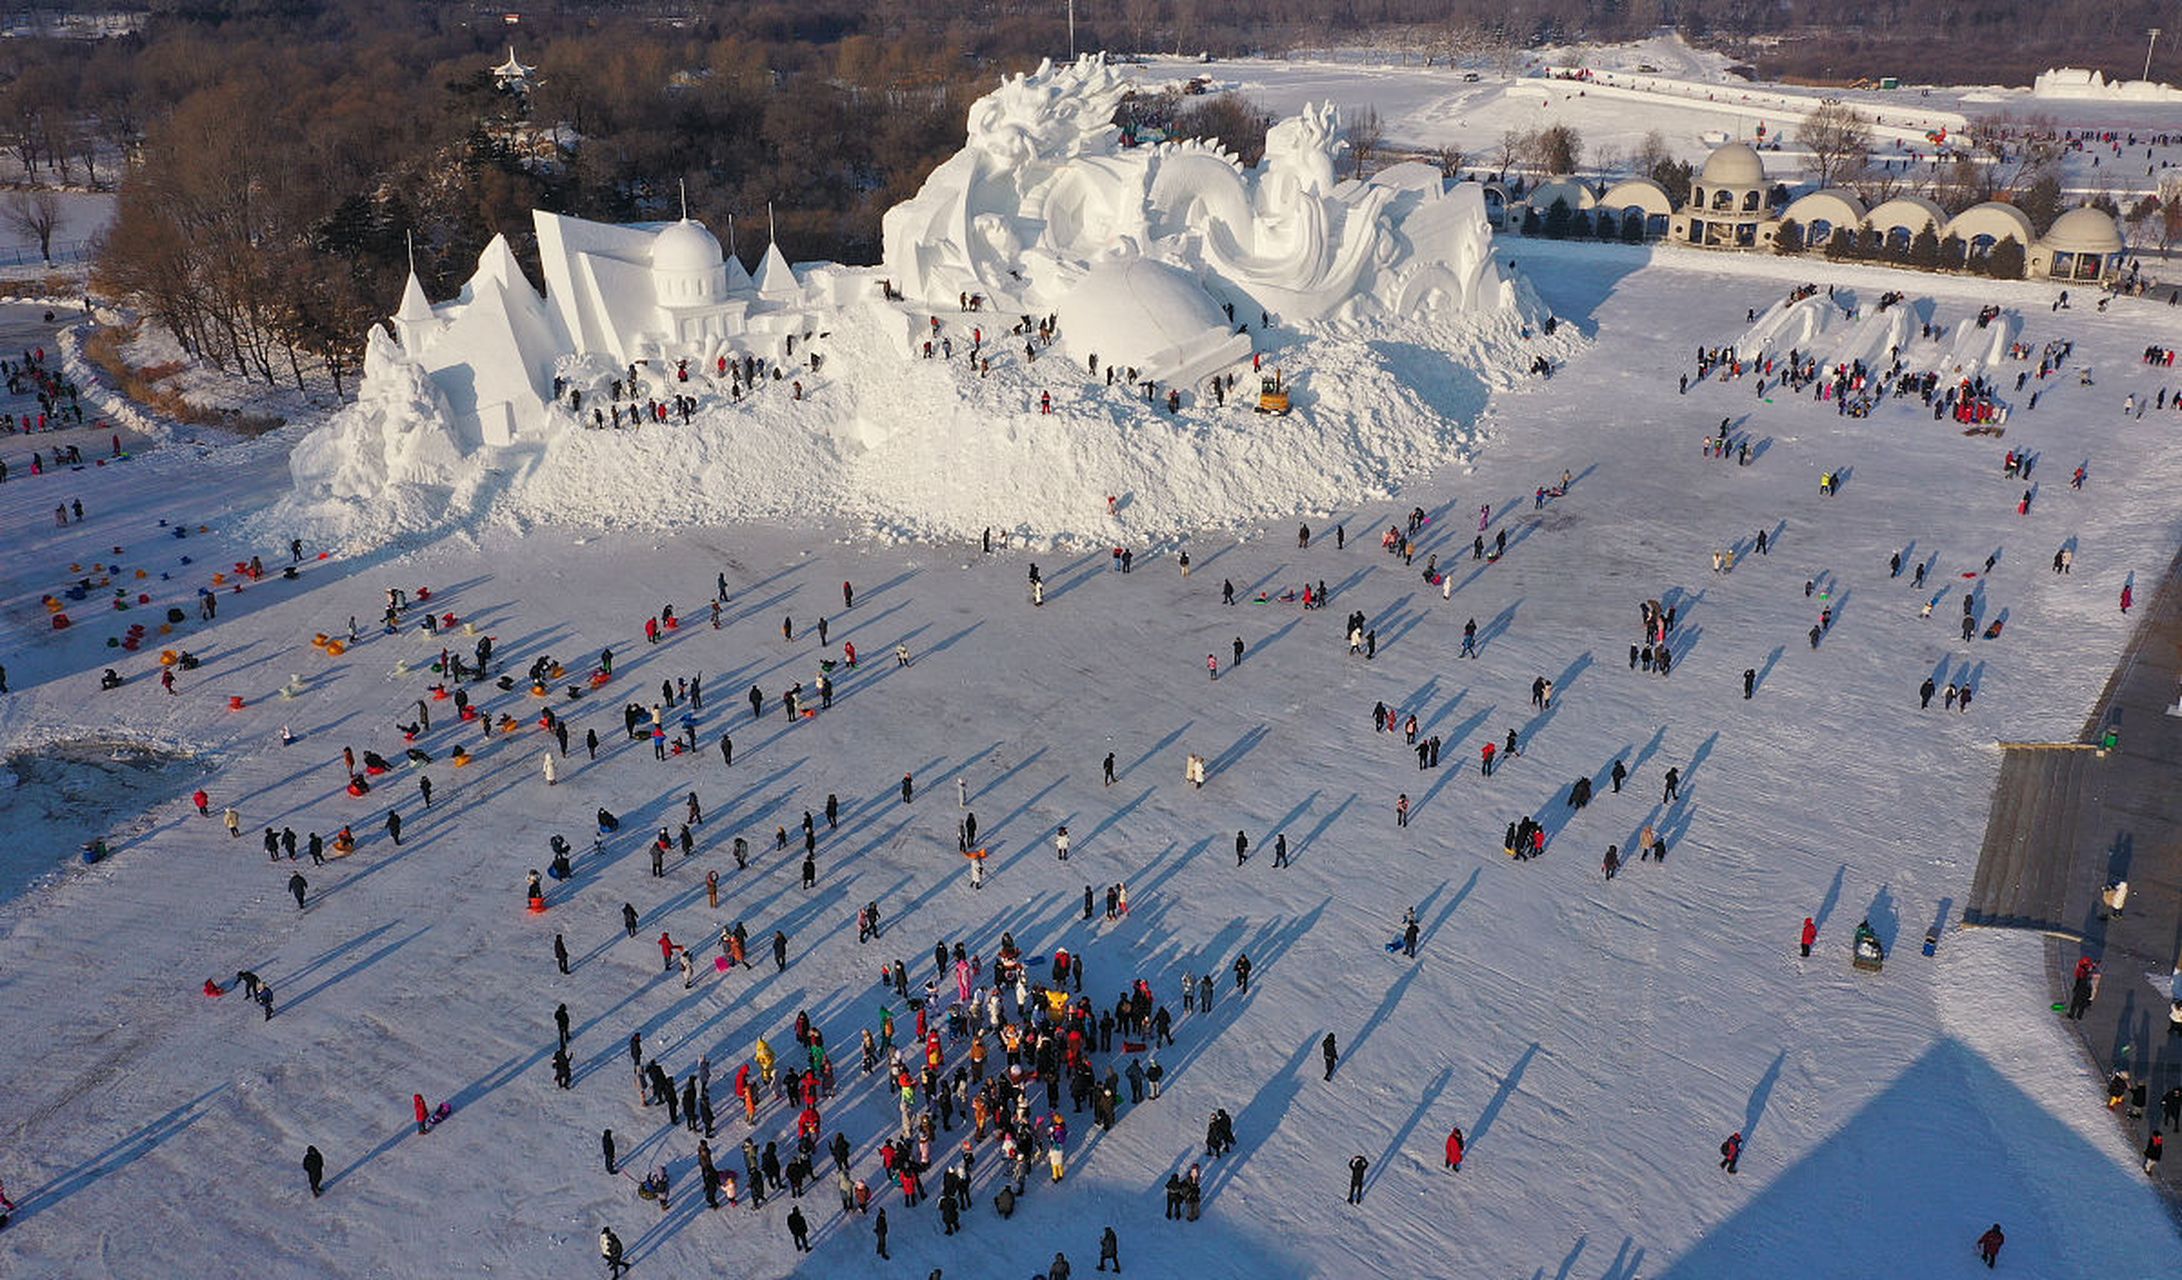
[589,670,611,687]
[325,641,346,656]
[312,633,330,648]
[527,897,547,915]
[227,695,244,710]
[432,687,451,700]
[160,650,178,665]
[665,617,680,630]
[451,749,472,768]
[332,837,357,856]
[346,779,369,797]
[529,683,548,697]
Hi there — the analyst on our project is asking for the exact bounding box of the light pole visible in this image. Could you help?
[1068,0,1076,61]
[2147,28,2162,83]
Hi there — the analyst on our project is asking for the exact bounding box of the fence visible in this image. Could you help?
[0,240,91,269]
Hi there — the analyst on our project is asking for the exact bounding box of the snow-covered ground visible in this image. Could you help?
[1132,36,2182,200]
[4,213,2182,1280]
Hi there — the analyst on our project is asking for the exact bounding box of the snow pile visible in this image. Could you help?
[285,292,1560,551]
[287,326,523,535]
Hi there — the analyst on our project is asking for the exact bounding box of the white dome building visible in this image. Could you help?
[1058,257,1251,387]
[652,219,729,306]
[1675,142,1771,248]
[2030,206,2126,282]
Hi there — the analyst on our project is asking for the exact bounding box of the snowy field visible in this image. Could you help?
[4,224,2182,1279]
[1134,35,2182,199]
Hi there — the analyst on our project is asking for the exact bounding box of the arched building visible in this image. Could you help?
[2029,206,2127,281]
[1598,178,1675,239]
[1775,189,1866,250]
[1672,143,1770,248]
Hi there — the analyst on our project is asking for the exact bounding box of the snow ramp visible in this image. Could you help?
[1937,309,2020,382]
[1738,295,1835,364]
[1821,303,1913,372]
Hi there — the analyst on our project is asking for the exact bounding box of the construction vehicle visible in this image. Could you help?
[1256,368,1290,415]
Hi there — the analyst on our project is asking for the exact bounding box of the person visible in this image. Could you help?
[2146,1131,2165,1174]
[1719,1130,1742,1173]
[1322,1032,1339,1080]
[601,1226,628,1277]
[1346,1154,1368,1203]
[602,1128,617,1174]
[414,1093,430,1135]
[288,872,308,910]
[1976,1223,2004,1268]
[875,1207,890,1259]
[788,1205,812,1251]
[1445,1126,1465,1171]
[303,1144,326,1197]
[1098,1225,1121,1272]
[1800,917,1816,958]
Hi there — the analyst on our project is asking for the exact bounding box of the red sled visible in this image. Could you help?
[1122,1041,1148,1054]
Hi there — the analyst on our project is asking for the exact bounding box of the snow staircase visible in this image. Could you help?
[1962,745,2097,938]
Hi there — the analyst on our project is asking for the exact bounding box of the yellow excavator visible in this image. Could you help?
[1256,368,1290,415]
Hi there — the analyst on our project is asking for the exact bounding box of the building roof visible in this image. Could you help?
[1865,195,1947,235]
[1698,142,1765,188]
[2041,206,2124,254]
[1527,178,1598,211]
[1944,202,2035,246]
[1599,178,1673,216]
[1779,188,1867,228]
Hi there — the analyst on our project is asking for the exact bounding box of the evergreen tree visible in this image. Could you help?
[1773,218,1803,255]
[1909,225,1941,268]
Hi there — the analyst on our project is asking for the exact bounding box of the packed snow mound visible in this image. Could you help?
[281,287,1561,551]
[288,326,529,534]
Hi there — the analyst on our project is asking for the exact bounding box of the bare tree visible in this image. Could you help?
[1,189,61,262]
[1344,106,1383,180]
[1798,101,1871,189]
[1635,129,1674,177]
[1431,144,1468,179]
[1525,124,1581,176]
[1494,127,1524,179]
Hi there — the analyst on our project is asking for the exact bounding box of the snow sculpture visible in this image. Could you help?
[296,54,1525,517]
[881,56,1517,383]
[2034,67,2182,103]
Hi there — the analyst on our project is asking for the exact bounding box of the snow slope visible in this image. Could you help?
[2,236,2181,1280]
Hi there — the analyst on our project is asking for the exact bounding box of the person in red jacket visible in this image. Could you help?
[658,932,677,973]
[1444,1126,1465,1171]
[414,1093,430,1135]
[1976,1222,2004,1267]
[1800,917,1818,958]
[1719,1130,1742,1173]
[193,788,210,816]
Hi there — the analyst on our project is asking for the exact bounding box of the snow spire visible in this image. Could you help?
[393,267,435,355]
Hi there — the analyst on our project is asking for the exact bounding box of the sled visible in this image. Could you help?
[1122,1041,1147,1054]
[1983,620,2005,640]
[1852,924,1886,973]
[716,956,731,972]
[1921,929,1939,958]
[1384,938,1405,953]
